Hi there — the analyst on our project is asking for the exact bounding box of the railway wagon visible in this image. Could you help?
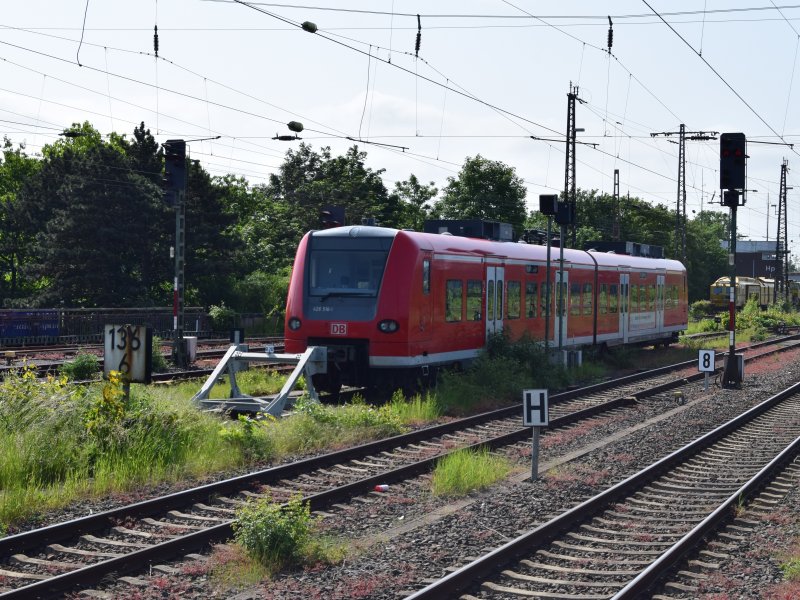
[284,225,688,392]
[709,276,774,310]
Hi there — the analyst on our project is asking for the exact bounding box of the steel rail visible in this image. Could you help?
[404,380,800,600]
[2,337,799,598]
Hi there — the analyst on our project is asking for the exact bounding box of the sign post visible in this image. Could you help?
[698,348,716,391]
[523,389,549,481]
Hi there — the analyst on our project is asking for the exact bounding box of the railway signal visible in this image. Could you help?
[720,132,746,191]
[162,139,186,206]
[719,133,747,389]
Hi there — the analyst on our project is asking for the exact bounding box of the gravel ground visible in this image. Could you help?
[57,346,800,600]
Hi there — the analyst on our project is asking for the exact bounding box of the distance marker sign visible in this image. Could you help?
[104,324,153,383]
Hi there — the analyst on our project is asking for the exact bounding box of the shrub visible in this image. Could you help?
[218,415,275,462]
[232,494,314,573]
[60,351,100,381]
[689,300,714,321]
[151,336,169,372]
[209,303,238,332]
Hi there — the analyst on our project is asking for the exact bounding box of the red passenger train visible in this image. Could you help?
[284,225,688,392]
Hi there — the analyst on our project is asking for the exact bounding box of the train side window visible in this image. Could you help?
[467,280,482,321]
[599,284,608,315]
[507,281,521,319]
[446,280,463,322]
[609,284,618,313]
[569,282,581,316]
[648,285,656,310]
[629,285,638,312]
[423,259,430,295]
[526,282,538,318]
[582,283,593,315]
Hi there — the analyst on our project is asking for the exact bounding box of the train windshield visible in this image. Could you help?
[307,235,392,298]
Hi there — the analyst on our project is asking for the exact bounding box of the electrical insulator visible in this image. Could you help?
[154,25,159,57]
[301,21,317,33]
[415,14,421,57]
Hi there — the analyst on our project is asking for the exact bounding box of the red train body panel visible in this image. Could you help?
[284,226,688,390]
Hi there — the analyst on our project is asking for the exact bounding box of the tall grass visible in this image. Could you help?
[431,447,512,496]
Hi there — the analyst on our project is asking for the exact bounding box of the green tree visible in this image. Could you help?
[686,211,728,302]
[431,155,527,236]
[256,143,401,271]
[0,139,40,304]
[392,174,437,230]
[18,125,164,306]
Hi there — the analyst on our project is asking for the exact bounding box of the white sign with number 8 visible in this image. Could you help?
[698,349,716,373]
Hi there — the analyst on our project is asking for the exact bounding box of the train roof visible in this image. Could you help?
[310,226,685,272]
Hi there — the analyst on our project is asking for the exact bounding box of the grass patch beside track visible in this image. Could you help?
[431,447,513,496]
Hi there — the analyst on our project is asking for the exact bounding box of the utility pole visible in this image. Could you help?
[564,84,579,248]
[163,139,187,368]
[778,159,790,301]
[612,168,620,241]
[651,125,718,262]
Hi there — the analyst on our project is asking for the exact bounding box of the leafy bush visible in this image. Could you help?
[218,415,275,462]
[689,300,714,321]
[436,332,569,414]
[232,494,315,572]
[209,302,238,332]
[60,351,100,381]
[151,336,169,372]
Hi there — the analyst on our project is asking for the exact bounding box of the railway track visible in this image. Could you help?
[1,338,799,598]
[0,339,285,381]
[406,378,800,599]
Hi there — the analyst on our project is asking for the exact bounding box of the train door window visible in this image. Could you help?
[540,282,550,317]
[423,259,430,295]
[582,283,593,315]
[487,280,495,321]
[629,285,638,312]
[526,282,538,318]
[446,280,463,322]
[497,282,504,319]
[570,282,581,316]
[467,280,482,321]
[640,285,648,311]
[609,284,618,313]
[507,281,521,319]
[599,284,608,314]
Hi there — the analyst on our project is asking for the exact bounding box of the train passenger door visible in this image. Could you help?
[620,273,630,343]
[486,265,504,338]
[554,269,568,345]
[656,275,665,332]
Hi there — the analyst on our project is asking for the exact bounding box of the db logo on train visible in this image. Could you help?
[330,323,348,335]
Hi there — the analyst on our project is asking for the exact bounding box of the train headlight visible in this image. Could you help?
[288,317,302,331]
[378,319,399,333]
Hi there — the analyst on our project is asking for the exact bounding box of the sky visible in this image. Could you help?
[1,1,799,253]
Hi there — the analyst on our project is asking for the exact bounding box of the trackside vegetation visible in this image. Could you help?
[0,328,761,534]
[431,447,513,496]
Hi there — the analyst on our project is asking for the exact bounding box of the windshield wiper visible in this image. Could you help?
[319,291,374,302]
